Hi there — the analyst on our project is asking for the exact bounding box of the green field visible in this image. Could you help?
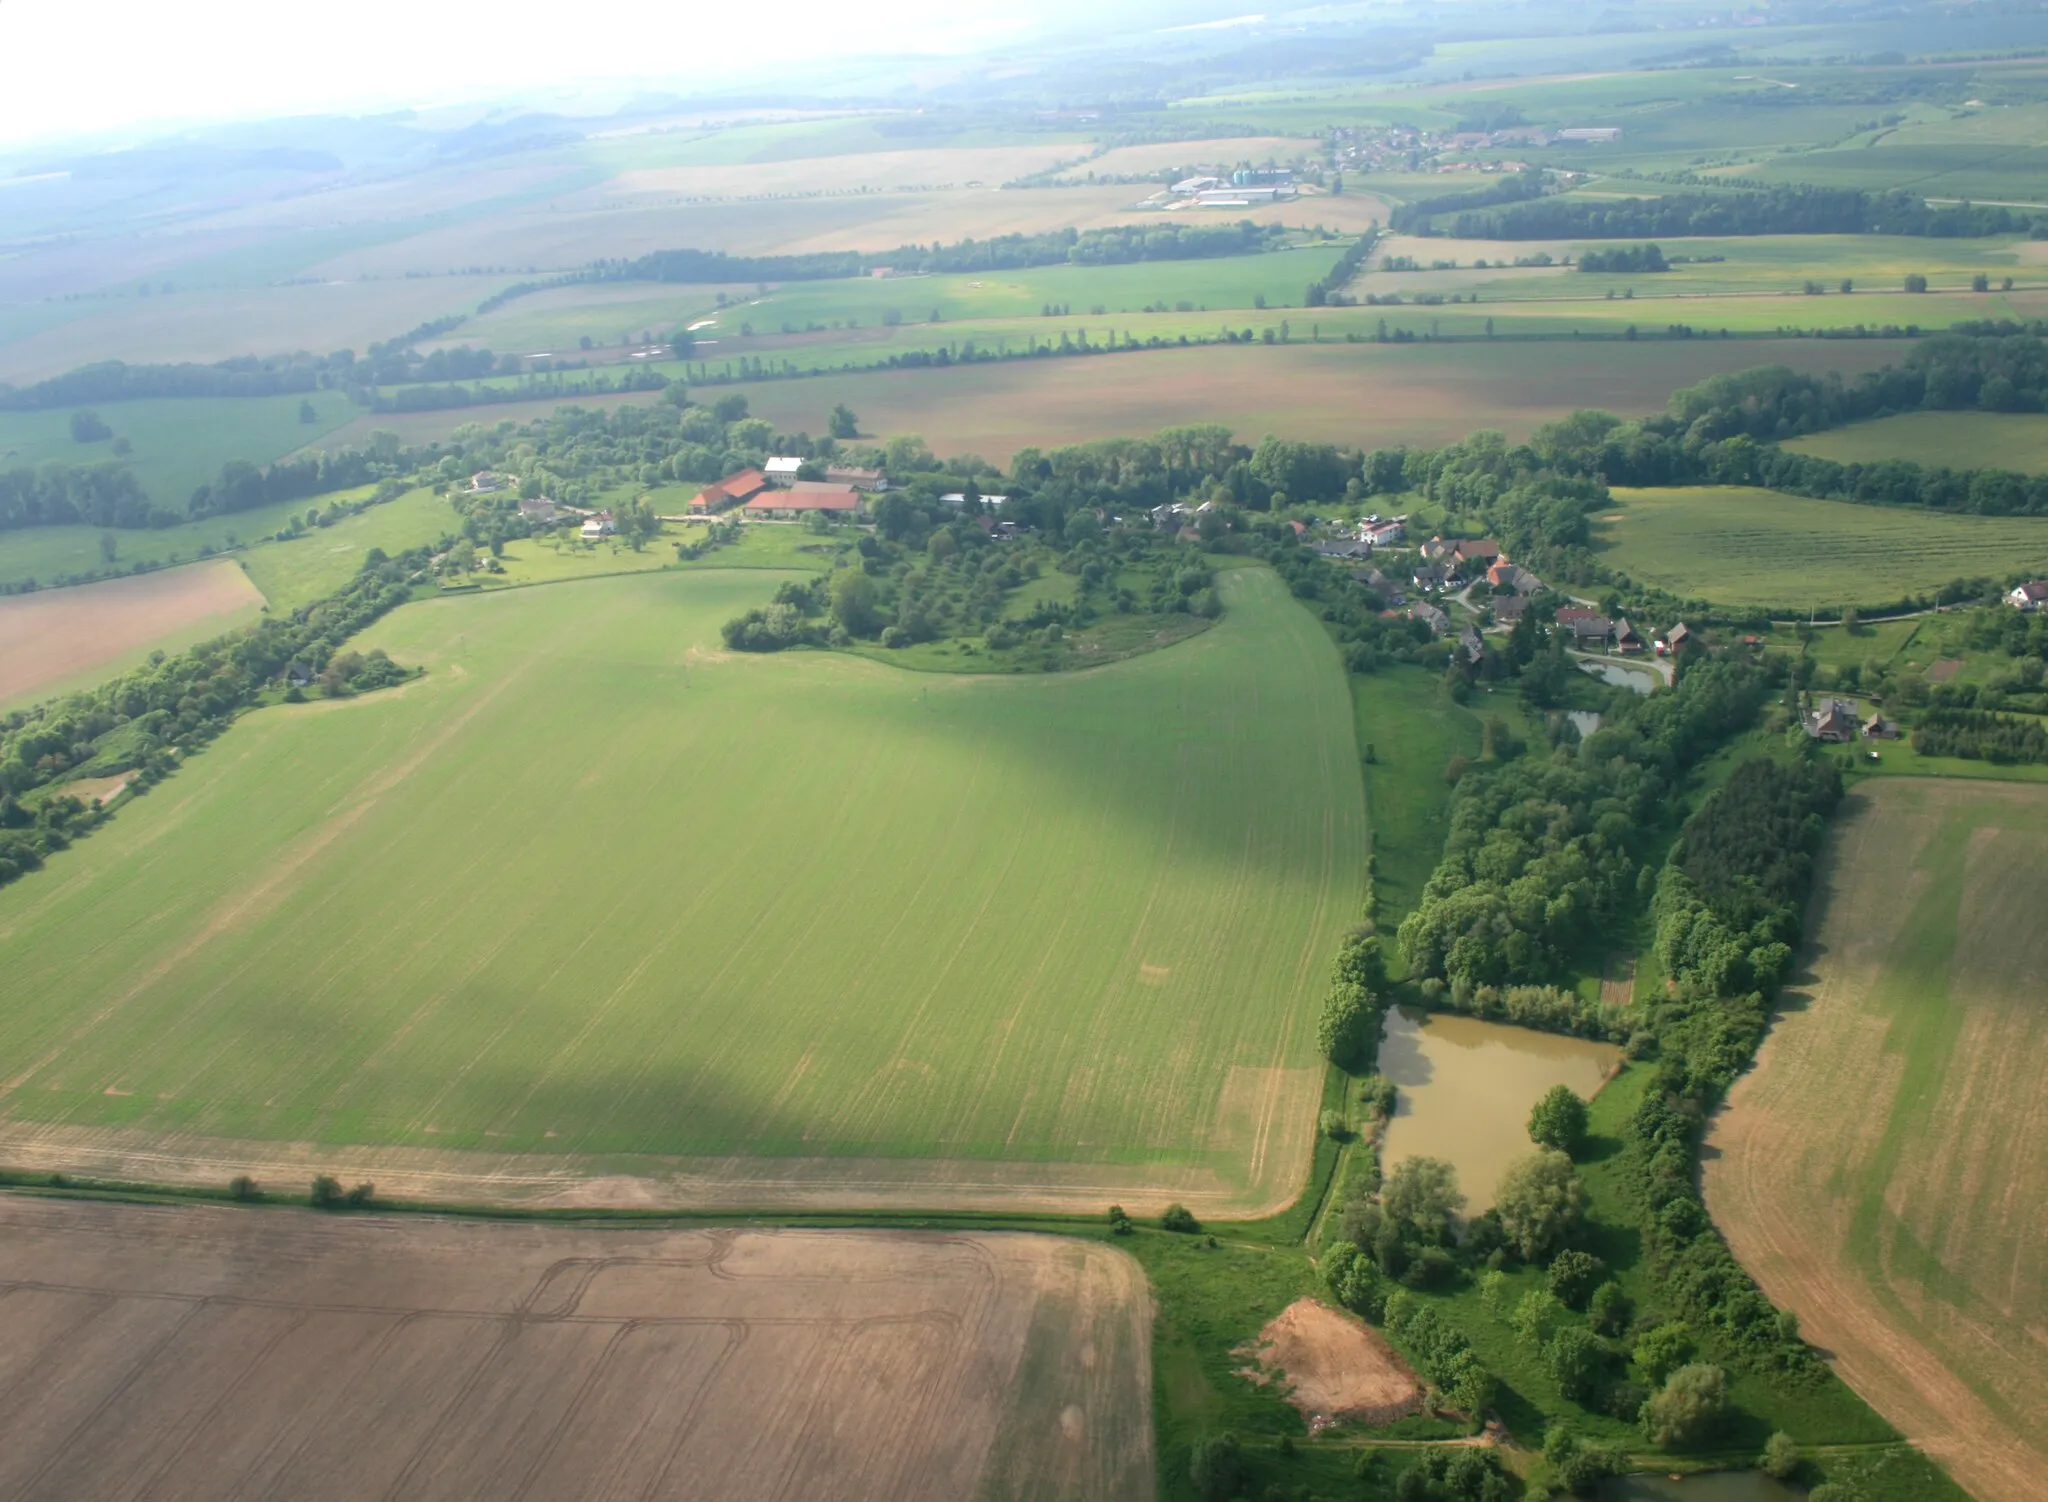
[1596,486,2048,608]
[0,564,1364,1212]
[1783,410,2048,475]
[1708,779,2048,1502]
[0,392,359,508]
[0,486,456,603]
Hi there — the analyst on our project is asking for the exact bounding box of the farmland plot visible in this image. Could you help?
[0,565,1362,1214]
[0,1196,1149,1502]
[1708,780,2048,1502]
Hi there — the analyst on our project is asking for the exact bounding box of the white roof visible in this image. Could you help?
[765,456,804,474]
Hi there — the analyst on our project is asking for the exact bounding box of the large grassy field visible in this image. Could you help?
[1596,485,2048,608]
[1708,779,2048,1502]
[0,392,360,507]
[0,564,1364,1214]
[1782,410,2048,474]
[0,485,456,602]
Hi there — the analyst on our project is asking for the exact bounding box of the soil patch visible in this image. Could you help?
[0,1197,1153,1502]
[1926,657,1965,683]
[0,559,264,705]
[1599,952,1637,1008]
[1235,1297,1425,1431]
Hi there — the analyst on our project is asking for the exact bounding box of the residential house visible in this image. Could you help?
[690,467,771,514]
[1807,699,1859,742]
[1488,561,1539,594]
[1150,502,1189,530]
[826,465,886,492]
[765,456,806,487]
[1555,606,1601,626]
[580,511,616,540]
[1451,539,1503,573]
[1420,536,1457,564]
[1666,621,1694,653]
[517,497,558,524]
[743,481,862,520]
[1613,618,1645,654]
[2007,580,2048,611]
[1413,563,1453,594]
[1458,625,1485,663]
[1863,712,1899,740]
[467,470,511,494]
[1563,613,1614,647]
[1409,602,1452,637]
[1492,594,1531,625]
[1360,518,1406,548]
[1315,538,1370,561]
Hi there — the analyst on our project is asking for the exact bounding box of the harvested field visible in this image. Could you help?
[721,339,1914,465]
[1707,779,2048,1502]
[0,560,264,708]
[1235,1297,1425,1431]
[1782,409,2048,475]
[0,566,1356,1215]
[0,1196,1151,1502]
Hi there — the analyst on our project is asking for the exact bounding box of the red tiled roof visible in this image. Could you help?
[744,484,860,511]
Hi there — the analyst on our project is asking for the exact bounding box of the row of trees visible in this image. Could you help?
[1443,185,2046,240]
[1911,706,2048,763]
[0,547,439,892]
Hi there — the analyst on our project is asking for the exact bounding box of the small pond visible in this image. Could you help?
[1376,1006,1620,1211]
[1599,1472,1805,1501]
[1578,657,1662,695]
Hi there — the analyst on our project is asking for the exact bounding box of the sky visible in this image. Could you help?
[0,0,1170,149]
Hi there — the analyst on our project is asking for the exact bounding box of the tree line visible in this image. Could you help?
[1437,185,2046,240]
[0,547,437,891]
[604,221,1289,285]
[1910,706,2048,763]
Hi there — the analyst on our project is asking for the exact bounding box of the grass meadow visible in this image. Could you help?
[0,486,455,603]
[1707,779,2048,1502]
[0,392,359,507]
[1782,410,2048,474]
[1596,486,2048,608]
[0,564,1366,1213]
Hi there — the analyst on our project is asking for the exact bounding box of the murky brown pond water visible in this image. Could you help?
[1376,1005,1621,1210]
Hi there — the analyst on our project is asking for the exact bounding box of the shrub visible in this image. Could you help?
[1188,1432,1242,1501]
[1631,1321,1695,1385]
[1761,1430,1801,1480]
[1547,1250,1607,1309]
[344,1181,375,1207]
[1161,1203,1201,1233]
[310,1175,344,1208]
[1107,1204,1133,1236]
[1587,1280,1632,1336]
[1544,1325,1606,1404]
[228,1175,262,1202]
[1642,1363,1729,1449]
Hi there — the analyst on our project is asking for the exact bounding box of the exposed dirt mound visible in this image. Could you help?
[1235,1297,1425,1432]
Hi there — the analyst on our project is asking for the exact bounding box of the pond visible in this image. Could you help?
[1599,1472,1805,1501]
[1578,657,1662,695]
[1376,1006,1621,1211]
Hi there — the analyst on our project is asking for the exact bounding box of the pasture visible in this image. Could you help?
[0,565,1363,1215]
[0,560,264,710]
[0,1197,1152,1502]
[0,392,359,508]
[1595,486,2048,608]
[1708,779,2048,1502]
[721,339,1915,465]
[1782,410,2048,475]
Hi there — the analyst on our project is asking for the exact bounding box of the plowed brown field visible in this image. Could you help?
[1707,778,2048,1502]
[0,560,264,707]
[0,1196,1151,1502]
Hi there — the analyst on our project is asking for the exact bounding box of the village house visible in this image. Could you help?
[1413,562,1453,594]
[1409,602,1452,637]
[939,491,1009,509]
[1864,711,1900,740]
[517,497,558,524]
[1151,501,1189,530]
[580,510,616,540]
[690,467,771,514]
[1315,538,1370,561]
[1555,606,1613,647]
[1420,536,1457,564]
[1487,561,1540,594]
[1613,618,1644,654]
[765,457,806,487]
[1492,594,1531,625]
[743,481,862,520]
[1359,517,1407,548]
[1665,621,1694,653]
[825,465,886,492]
[1451,539,1504,573]
[1458,625,1485,663]
[1807,699,1859,742]
[2007,580,2048,611]
[467,470,511,494]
